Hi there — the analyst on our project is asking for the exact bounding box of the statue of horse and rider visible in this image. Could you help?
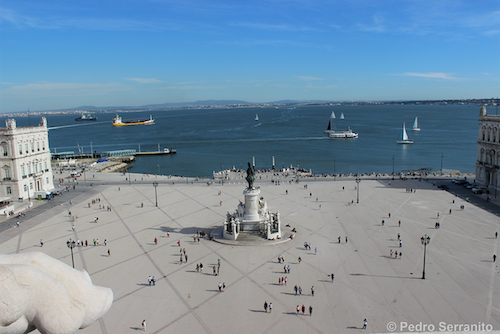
[246,162,255,189]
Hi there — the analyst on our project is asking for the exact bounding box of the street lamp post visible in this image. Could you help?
[440,153,444,175]
[157,164,160,176]
[66,239,76,268]
[153,181,158,207]
[392,155,395,179]
[421,234,431,279]
[355,178,361,203]
[334,157,336,181]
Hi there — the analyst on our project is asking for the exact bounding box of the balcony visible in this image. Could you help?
[3,177,11,181]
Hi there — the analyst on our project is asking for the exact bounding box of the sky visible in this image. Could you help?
[0,0,499,113]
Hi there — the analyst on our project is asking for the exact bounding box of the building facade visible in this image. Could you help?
[476,106,500,195]
[0,117,54,200]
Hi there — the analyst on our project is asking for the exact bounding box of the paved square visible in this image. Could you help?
[1,175,499,333]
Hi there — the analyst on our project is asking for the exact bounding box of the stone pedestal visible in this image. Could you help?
[243,188,260,221]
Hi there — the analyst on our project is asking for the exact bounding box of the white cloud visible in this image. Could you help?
[127,78,162,84]
[1,82,130,99]
[400,72,460,80]
[295,76,323,81]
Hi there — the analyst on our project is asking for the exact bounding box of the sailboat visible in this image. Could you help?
[397,123,414,144]
[412,117,420,131]
[255,114,259,121]
[324,111,335,133]
[340,113,345,119]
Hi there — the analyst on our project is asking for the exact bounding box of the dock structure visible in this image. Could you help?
[51,148,176,160]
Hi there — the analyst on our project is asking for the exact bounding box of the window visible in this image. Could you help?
[2,146,7,156]
[34,164,37,173]
[21,167,25,177]
[25,144,28,154]
[5,169,10,179]
[46,177,49,184]
[31,142,34,152]
[19,144,22,155]
[39,163,42,172]
[6,187,11,194]
[30,182,33,190]
[44,162,47,171]
[27,165,31,175]
[42,141,45,150]
[24,184,27,191]
[37,142,40,151]
[494,128,497,143]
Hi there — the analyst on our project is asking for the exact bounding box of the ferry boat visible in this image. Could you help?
[112,114,154,126]
[329,127,358,138]
[75,113,97,121]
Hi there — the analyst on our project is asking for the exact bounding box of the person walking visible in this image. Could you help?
[338,236,341,243]
[301,304,305,314]
[362,318,367,330]
[494,254,497,262]
[345,236,348,243]
[496,231,498,239]
[311,286,314,296]
[40,239,43,247]
[315,247,318,255]
[381,220,385,226]
[398,220,401,227]
[298,286,302,295]
[296,305,300,315]
[268,302,272,313]
[309,305,313,316]
[298,256,301,264]
[142,319,147,331]
[218,282,222,292]
[107,249,110,256]
[264,301,268,313]
[154,237,157,245]
[294,285,298,295]
[331,273,334,282]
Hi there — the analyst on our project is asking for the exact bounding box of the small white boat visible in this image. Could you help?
[397,123,414,144]
[412,117,420,131]
[255,114,259,121]
[340,113,345,119]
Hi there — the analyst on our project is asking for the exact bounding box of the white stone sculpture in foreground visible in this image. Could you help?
[0,252,113,334]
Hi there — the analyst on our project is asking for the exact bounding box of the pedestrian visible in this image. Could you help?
[148,276,152,286]
[222,283,226,292]
[399,240,402,247]
[345,236,348,243]
[141,202,143,208]
[294,285,298,295]
[264,301,268,313]
[381,220,385,226]
[315,247,318,255]
[107,249,110,256]
[298,256,301,264]
[200,263,203,273]
[85,240,88,247]
[177,240,181,247]
[152,276,155,286]
[399,252,402,259]
[494,254,497,262]
[309,305,313,316]
[279,277,282,285]
[311,286,314,296]
[397,233,400,240]
[362,318,367,330]
[287,265,290,273]
[388,213,391,218]
[437,212,439,218]
[180,254,183,264]
[390,249,393,257]
[104,239,107,246]
[154,237,157,245]
[496,231,498,239]
[298,286,302,295]
[398,220,401,227]
[338,236,341,243]
[268,302,272,313]
[296,305,300,315]
[302,304,305,314]
[185,254,188,262]
[284,277,287,286]
[196,263,200,272]
[278,255,281,263]
[72,225,75,231]
[331,273,334,282]
[218,282,222,292]
[40,239,43,247]
[213,266,217,275]
[142,319,146,331]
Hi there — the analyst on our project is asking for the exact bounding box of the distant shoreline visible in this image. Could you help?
[2,98,498,118]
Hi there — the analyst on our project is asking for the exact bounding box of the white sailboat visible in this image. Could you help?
[340,113,345,119]
[397,123,414,144]
[255,114,259,121]
[324,111,335,133]
[412,117,420,131]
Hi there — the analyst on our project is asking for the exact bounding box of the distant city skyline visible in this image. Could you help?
[0,0,499,113]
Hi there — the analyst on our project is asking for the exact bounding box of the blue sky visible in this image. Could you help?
[0,0,499,113]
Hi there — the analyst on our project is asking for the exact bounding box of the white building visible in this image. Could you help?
[476,106,500,195]
[0,117,54,200]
